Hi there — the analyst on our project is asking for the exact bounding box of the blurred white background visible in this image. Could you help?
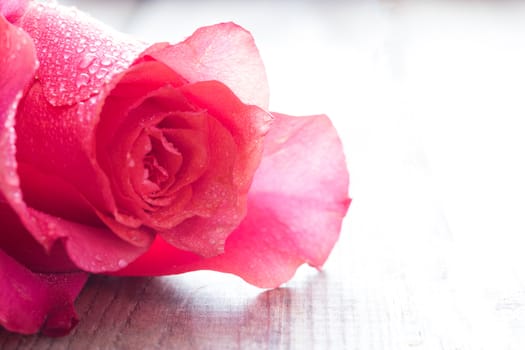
[56,1,525,349]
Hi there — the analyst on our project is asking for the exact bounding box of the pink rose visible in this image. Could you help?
[0,0,350,336]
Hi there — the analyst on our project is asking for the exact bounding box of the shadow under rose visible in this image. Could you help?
[0,268,351,350]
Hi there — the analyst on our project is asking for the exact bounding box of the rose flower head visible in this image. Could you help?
[0,0,350,336]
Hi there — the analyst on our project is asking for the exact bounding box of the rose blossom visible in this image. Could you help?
[0,0,350,336]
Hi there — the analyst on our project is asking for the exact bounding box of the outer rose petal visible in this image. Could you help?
[117,113,350,288]
[0,11,37,236]
[0,16,88,336]
[145,22,270,109]
[0,249,87,336]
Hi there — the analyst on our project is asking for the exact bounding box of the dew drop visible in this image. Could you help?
[100,55,113,67]
[77,86,88,96]
[79,54,96,69]
[95,67,109,79]
[88,62,100,75]
[117,259,128,268]
[76,73,90,88]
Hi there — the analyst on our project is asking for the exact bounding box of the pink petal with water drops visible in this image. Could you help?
[16,1,146,106]
[0,8,38,233]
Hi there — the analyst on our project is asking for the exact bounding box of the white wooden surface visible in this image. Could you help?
[2,1,525,349]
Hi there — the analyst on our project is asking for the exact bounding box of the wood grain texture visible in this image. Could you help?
[0,259,354,349]
[3,0,525,349]
[0,230,439,350]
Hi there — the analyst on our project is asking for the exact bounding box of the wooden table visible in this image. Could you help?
[2,1,525,348]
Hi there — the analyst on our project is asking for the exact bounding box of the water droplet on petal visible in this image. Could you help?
[48,96,57,105]
[117,259,128,268]
[88,62,100,74]
[79,54,96,69]
[100,55,113,66]
[76,73,90,88]
[95,67,109,79]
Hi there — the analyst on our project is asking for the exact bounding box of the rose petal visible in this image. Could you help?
[0,249,87,336]
[27,208,151,273]
[0,13,36,204]
[146,22,270,109]
[0,12,80,278]
[0,202,76,273]
[241,113,351,266]
[17,1,145,106]
[0,202,148,275]
[0,11,47,258]
[116,113,350,288]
